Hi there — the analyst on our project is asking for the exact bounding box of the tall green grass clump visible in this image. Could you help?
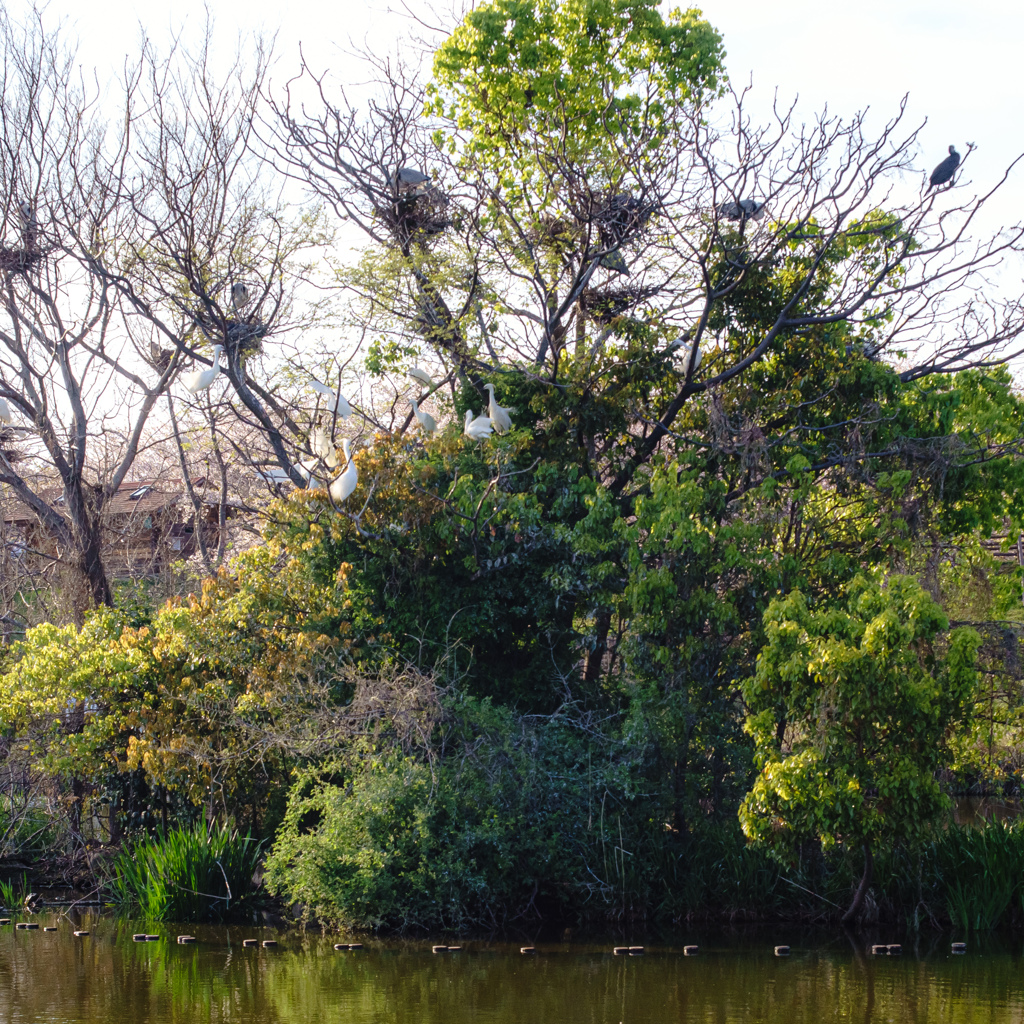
[0,872,28,910]
[106,823,263,921]
[934,821,1024,931]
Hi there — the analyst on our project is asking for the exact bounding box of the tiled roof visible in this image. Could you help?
[2,480,186,524]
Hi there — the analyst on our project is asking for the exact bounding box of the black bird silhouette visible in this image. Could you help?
[928,146,960,189]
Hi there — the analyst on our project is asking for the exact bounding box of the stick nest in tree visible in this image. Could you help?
[0,427,22,464]
[198,317,271,357]
[382,184,450,242]
[0,245,46,273]
[580,284,660,324]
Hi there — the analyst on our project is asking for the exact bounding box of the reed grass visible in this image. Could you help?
[0,872,28,910]
[105,822,263,922]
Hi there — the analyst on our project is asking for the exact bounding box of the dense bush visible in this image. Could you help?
[264,695,662,931]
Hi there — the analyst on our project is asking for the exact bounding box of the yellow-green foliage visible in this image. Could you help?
[740,576,981,861]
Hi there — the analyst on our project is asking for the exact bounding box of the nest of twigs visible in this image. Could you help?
[593,193,656,250]
[580,284,661,324]
[198,317,270,357]
[381,184,450,241]
[0,245,45,273]
[526,214,579,254]
[0,427,22,464]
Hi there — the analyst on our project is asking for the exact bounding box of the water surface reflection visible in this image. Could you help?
[0,913,1021,1023]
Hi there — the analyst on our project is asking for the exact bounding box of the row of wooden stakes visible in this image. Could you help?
[0,921,970,958]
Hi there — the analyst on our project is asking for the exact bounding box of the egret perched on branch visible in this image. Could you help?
[483,383,512,433]
[668,333,702,371]
[410,398,437,435]
[231,282,250,311]
[183,345,223,394]
[928,146,960,189]
[0,396,10,425]
[310,379,352,418]
[408,366,435,389]
[464,409,493,441]
[311,427,340,468]
[329,439,358,504]
[297,459,321,488]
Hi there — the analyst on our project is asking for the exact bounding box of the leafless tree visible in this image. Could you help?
[95,27,343,496]
[0,10,181,623]
[0,14,338,627]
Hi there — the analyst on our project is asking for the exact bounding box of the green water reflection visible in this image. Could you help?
[0,913,1022,1023]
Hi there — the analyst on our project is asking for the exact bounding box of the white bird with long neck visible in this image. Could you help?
[669,334,702,373]
[297,459,321,488]
[183,345,223,394]
[0,396,11,424]
[311,427,341,468]
[483,383,512,434]
[329,439,358,505]
[408,366,435,389]
[310,379,352,419]
[410,398,437,435]
[464,409,493,441]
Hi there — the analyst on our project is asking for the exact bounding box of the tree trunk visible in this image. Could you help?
[842,841,873,925]
[78,528,112,609]
[583,609,612,688]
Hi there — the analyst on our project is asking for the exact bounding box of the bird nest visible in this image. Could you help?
[580,284,660,325]
[0,427,22,464]
[526,214,579,254]
[589,193,656,251]
[198,317,270,357]
[381,185,450,242]
[0,245,45,273]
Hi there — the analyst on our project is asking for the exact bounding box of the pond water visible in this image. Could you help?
[1,912,1023,1023]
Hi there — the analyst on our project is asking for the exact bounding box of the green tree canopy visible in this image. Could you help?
[740,575,981,922]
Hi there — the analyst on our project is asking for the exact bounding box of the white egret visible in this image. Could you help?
[409,398,437,435]
[329,439,358,504]
[310,379,352,418]
[408,366,435,389]
[686,338,703,372]
[183,345,223,394]
[297,459,321,488]
[231,282,250,310]
[0,396,10,424]
[669,334,702,373]
[464,409,493,441]
[311,427,341,468]
[483,383,512,434]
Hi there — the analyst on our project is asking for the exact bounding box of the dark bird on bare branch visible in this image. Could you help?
[717,199,765,222]
[17,201,37,249]
[391,167,431,194]
[928,146,960,189]
[599,250,629,275]
[149,341,173,373]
